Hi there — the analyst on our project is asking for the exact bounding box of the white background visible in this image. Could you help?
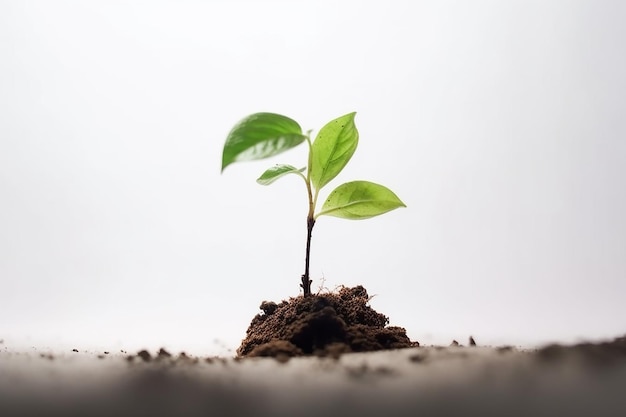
[1,0,624,356]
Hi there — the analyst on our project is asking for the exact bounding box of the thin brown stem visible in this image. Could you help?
[301,216,315,297]
[301,132,316,297]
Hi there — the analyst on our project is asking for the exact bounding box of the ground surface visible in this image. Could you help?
[1,286,625,416]
[1,336,626,417]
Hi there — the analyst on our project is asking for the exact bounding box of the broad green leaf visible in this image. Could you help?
[221,113,307,172]
[309,112,358,190]
[316,180,406,220]
[257,164,305,185]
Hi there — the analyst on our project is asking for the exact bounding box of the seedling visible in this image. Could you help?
[221,112,405,297]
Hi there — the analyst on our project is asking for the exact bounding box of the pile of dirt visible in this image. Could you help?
[237,285,418,358]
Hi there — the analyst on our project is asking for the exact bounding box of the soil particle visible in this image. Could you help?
[469,336,476,346]
[157,348,172,359]
[237,285,416,358]
[259,301,278,315]
[177,352,198,364]
[136,350,152,362]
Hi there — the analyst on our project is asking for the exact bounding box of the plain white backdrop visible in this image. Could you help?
[1,0,625,356]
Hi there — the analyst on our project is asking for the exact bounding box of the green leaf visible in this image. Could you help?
[257,164,305,185]
[309,112,358,190]
[221,113,307,172]
[316,180,406,220]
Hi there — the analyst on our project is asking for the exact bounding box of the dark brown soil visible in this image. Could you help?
[237,285,418,358]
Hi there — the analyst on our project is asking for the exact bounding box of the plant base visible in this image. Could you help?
[237,285,418,358]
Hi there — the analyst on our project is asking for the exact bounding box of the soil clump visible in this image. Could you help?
[237,285,418,358]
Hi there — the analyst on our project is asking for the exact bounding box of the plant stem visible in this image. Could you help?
[300,132,318,297]
[301,215,315,297]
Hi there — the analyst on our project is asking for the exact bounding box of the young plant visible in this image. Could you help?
[221,112,405,297]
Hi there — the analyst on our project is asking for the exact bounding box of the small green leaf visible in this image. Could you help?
[309,112,358,190]
[316,180,406,220]
[257,164,305,185]
[222,113,307,172]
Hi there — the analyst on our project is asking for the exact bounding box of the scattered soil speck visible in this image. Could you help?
[177,352,198,363]
[136,350,152,362]
[157,348,171,359]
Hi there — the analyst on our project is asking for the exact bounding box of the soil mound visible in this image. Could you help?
[237,285,417,358]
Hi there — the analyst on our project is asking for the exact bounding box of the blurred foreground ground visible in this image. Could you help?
[1,336,625,417]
